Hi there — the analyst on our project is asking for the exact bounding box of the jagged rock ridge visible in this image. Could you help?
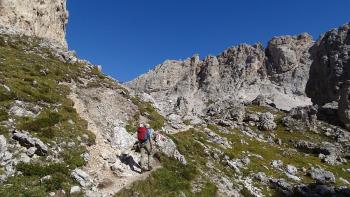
[126,33,314,123]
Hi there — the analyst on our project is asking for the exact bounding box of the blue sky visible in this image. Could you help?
[67,0,350,82]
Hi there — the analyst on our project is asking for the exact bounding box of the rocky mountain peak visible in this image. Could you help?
[126,32,315,121]
[0,0,68,48]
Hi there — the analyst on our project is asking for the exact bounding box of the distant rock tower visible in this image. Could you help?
[0,0,68,48]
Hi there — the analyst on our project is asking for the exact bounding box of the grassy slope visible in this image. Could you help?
[0,34,98,196]
[0,34,166,196]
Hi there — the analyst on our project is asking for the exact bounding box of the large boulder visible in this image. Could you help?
[258,112,277,131]
[111,126,135,150]
[307,167,336,184]
[155,134,187,165]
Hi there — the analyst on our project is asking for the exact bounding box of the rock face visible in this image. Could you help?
[338,80,350,129]
[0,0,68,48]
[306,23,350,128]
[266,33,314,95]
[127,35,313,119]
[306,23,350,105]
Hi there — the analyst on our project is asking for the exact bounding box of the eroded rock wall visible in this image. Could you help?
[127,34,314,119]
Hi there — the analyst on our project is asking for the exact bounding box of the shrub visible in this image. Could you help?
[0,107,8,122]
[16,163,69,177]
[62,147,86,169]
[18,111,62,139]
[125,121,137,134]
[196,182,218,197]
[42,172,72,191]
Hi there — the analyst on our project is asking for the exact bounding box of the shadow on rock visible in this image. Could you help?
[292,183,350,197]
[119,154,141,173]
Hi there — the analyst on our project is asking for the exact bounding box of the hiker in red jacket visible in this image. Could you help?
[137,123,152,173]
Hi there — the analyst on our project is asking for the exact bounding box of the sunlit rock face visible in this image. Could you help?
[0,0,68,48]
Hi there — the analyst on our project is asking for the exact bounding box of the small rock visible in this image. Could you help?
[40,175,52,183]
[71,169,93,188]
[26,147,37,157]
[70,186,81,195]
[110,163,124,175]
[2,85,10,92]
[286,165,298,175]
[81,152,90,162]
[67,142,75,148]
[19,153,30,163]
[68,119,75,125]
[271,160,283,169]
[339,177,350,185]
[254,172,269,184]
[285,173,301,182]
[319,153,326,159]
[0,135,7,153]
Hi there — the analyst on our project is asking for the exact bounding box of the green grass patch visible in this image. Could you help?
[246,105,269,113]
[195,182,218,197]
[0,107,8,122]
[207,124,220,133]
[0,162,74,196]
[117,155,197,197]
[125,120,137,134]
[61,146,87,169]
[131,97,165,131]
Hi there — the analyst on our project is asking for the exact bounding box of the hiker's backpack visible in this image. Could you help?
[137,127,148,142]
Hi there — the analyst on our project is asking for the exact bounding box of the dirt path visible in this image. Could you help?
[69,88,160,197]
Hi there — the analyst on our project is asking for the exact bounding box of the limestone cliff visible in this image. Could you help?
[0,0,68,48]
[126,34,314,122]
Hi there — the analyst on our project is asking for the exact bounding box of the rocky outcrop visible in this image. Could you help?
[12,132,48,156]
[306,23,350,105]
[307,167,336,184]
[0,0,68,48]
[282,105,318,131]
[266,33,314,95]
[306,23,350,128]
